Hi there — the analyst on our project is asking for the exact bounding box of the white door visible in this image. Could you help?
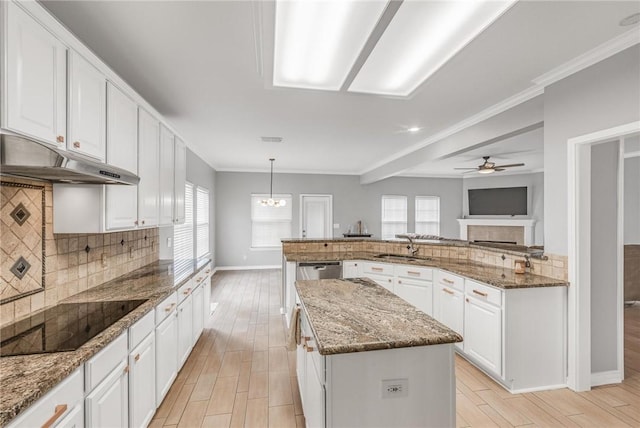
[85,361,129,428]
[155,312,177,405]
[464,296,502,376]
[177,294,193,368]
[129,333,156,428]
[300,195,333,239]
[138,108,160,227]
[68,50,106,160]
[159,124,175,226]
[5,1,67,147]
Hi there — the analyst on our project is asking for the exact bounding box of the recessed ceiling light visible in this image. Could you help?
[348,0,516,96]
[408,127,421,133]
[620,13,640,26]
[261,136,284,143]
[273,0,387,91]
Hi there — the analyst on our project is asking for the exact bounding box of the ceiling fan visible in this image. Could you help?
[455,156,524,174]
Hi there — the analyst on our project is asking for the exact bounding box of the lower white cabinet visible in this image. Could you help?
[129,333,156,428]
[192,284,204,344]
[464,293,502,377]
[342,260,362,278]
[57,402,85,428]
[395,277,433,316]
[433,283,464,350]
[177,293,194,368]
[202,275,212,320]
[85,360,129,428]
[155,308,178,405]
[297,306,325,428]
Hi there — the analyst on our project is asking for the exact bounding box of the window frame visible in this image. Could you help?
[381,194,408,239]
[250,193,293,249]
[415,195,441,236]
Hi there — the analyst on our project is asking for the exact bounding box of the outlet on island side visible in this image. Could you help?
[381,378,408,399]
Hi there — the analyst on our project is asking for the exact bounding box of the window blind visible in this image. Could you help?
[174,182,194,283]
[415,196,440,236]
[251,194,292,248]
[196,186,210,267]
[381,195,407,239]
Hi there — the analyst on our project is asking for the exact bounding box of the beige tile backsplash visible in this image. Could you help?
[1,177,159,327]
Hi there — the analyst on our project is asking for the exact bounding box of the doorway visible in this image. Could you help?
[300,194,333,239]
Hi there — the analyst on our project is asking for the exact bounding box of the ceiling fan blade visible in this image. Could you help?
[494,168,506,172]
[493,163,525,168]
[454,167,478,170]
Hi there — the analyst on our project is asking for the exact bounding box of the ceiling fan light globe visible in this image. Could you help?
[267,199,275,206]
[478,168,494,174]
[279,199,287,207]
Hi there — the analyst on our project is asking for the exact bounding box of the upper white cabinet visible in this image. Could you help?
[138,108,160,228]
[68,50,106,160]
[173,136,187,224]
[105,82,138,230]
[3,1,66,147]
[159,124,175,227]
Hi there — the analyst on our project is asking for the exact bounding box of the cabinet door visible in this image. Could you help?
[159,124,175,226]
[464,297,502,376]
[138,108,159,227]
[203,275,212,323]
[105,82,138,230]
[192,285,204,345]
[395,279,433,316]
[304,355,326,428]
[68,50,106,160]
[129,333,156,428]
[296,309,308,408]
[85,360,129,428]
[434,284,464,350]
[56,402,84,428]
[342,261,360,279]
[173,136,187,224]
[155,311,178,405]
[367,273,394,292]
[177,294,193,368]
[5,1,66,147]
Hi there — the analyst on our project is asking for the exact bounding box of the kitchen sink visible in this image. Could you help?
[373,254,431,262]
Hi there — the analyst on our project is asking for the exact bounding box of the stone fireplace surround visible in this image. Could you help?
[458,218,536,246]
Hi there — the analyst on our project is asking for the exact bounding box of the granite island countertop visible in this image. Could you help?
[0,260,207,427]
[286,252,567,289]
[296,278,463,356]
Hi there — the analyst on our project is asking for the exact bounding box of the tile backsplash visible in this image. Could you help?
[0,176,159,327]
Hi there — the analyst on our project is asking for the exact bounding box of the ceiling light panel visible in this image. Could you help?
[273,0,388,91]
[348,0,517,96]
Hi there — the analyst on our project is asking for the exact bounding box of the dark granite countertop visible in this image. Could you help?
[285,252,568,289]
[0,260,210,427]
[296,278,462,356]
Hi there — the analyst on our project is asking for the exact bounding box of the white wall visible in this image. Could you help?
[625,156,640,245]
[590,141,620,374]
[462,172,544,245]
[543,46,640,255]
[215,172,463,267]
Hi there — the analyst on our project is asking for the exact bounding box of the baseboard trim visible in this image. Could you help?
[509,383,568,394]
[215,265,281,271]
[591,370,623,387]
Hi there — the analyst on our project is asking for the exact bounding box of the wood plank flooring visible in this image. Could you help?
[150,271,640,428]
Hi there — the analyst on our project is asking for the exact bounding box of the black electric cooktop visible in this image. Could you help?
[0,300,146,357]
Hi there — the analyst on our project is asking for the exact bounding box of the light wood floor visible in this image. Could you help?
[150,271,640,428]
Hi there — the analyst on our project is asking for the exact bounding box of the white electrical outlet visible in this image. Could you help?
[381,378,408,399]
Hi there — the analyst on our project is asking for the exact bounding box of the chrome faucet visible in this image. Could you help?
[405,235,419,257]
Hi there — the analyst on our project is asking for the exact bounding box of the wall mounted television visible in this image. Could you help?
[468,186,528,216]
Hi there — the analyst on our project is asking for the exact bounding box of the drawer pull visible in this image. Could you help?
[442,278,454,284]
[205,269,211,274]
[398,280,402,284]
[407,271,421,276]
[73,141,80,148]
[164,303,176,312]
[466,298,470,303]
[197,277,203,283]
[134,354,141,362]
[41,404,67,428]
[303,343,314,352]
[183,288,192,295]
[371,267,383,272]
[124,365,130,374]
[472,289,488,297]
[56,135,64,143]
[442,288,454,295]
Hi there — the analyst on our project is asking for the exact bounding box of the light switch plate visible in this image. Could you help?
[333,223,340,229]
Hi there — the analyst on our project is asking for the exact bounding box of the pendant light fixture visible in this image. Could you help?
[259,158,287,207]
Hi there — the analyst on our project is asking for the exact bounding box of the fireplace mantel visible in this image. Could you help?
[458,218,537,246]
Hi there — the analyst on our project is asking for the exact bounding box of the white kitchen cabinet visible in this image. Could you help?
[56,401,84,428]
[395,277,433,316]
[129,332,156,428]
[177,292,194,369]
[138,108,160,228]
[342,260,362,278]
[464,292,502,377]
[202,274,212,321]
[159,124,175,226]
[433,280,464,351]
[85,360,129,428]
[283,261,297,327]
[360,261,394,292]
[68,50,106,160]
[192,284,204,344]
[155,306,178,405]
[105,82,138,230]
[3,1,67,147]
[173,136,187,224]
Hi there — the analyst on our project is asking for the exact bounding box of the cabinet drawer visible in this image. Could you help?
[361,262,393,276]
[129,309,155,349]
[396,265,433,280]
[155,292,178,324]
[178,280,194,303]
[465,280,503,307]
[85,332,128,391]
[7,367,84,428]
[435,270,464,292]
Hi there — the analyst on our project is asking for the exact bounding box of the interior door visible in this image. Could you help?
[301,195,333,239]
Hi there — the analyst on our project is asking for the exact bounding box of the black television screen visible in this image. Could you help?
[468,187,528,216]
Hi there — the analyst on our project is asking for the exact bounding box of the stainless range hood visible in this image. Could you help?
[0,134,139,185]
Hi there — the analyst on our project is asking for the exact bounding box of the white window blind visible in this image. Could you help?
[415,196,440,236]
[381,195,407,239]
[196,186,210,267]
[251,194,292,248]
[174,182,194,283]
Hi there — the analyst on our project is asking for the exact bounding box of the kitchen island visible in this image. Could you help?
[295,277,462,428]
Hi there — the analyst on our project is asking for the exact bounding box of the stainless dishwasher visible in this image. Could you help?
[296,261,342,280]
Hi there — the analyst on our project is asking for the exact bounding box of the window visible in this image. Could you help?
[415,196,440,236]
[381,195,407,239]
[174,182,194,282]
[251,194,293,248]
[196,186,210,268]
